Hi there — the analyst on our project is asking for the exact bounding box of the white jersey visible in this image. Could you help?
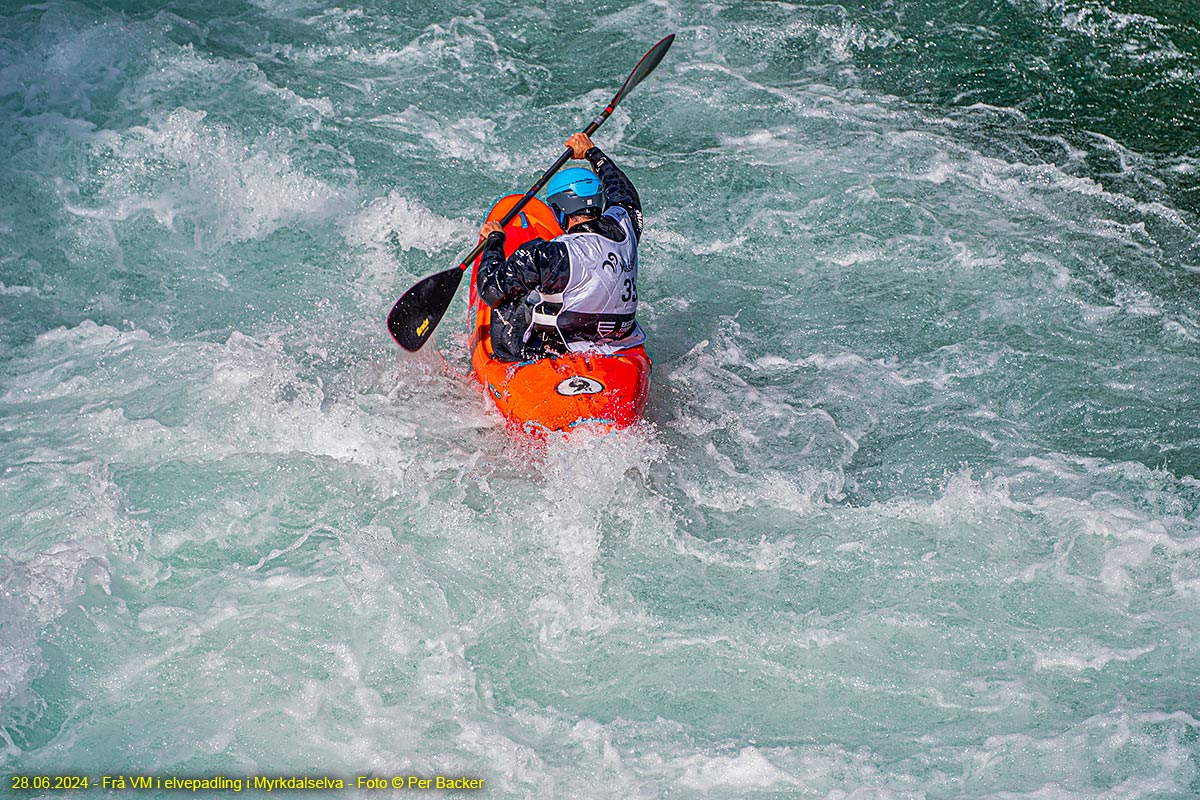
[531,206,646,354]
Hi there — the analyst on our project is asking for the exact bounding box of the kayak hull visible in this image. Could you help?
[467,194,651,434]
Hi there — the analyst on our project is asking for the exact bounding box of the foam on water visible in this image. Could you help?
[0,539,111,706]
[340,190,471,295]
[61,108,353,245]
[2,0,1199,797]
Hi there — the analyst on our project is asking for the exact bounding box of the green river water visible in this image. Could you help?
[1,1,1198,797]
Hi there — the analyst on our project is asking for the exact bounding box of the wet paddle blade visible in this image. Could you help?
[386,266,465,352]
[612,34,674,109]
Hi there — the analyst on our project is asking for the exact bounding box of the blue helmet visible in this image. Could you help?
[546,167,602,228]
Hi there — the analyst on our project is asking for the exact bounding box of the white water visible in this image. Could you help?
[2,1,1198,797]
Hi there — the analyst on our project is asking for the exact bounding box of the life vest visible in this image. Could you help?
[530,206,646,353]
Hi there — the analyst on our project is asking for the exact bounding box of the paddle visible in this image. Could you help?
[387,33,675,352]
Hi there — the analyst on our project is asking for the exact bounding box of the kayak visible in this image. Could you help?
[466,194,652,435]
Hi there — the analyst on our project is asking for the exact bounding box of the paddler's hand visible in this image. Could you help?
[565,132,594,159]
[480,221,504,239]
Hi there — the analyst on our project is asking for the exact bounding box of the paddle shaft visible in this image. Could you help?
[454,114,613,270]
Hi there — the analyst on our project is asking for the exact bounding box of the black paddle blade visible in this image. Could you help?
[386,266,465,351]
[613,34,674,107]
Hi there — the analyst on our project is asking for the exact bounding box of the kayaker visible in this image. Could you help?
[477,132,645,362]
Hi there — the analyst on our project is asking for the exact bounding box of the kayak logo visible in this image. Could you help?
[556,376,604,396]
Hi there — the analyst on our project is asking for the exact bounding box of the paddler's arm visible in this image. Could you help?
[476,222,567,308]
[565,133,643,239]
[476,223,518,308]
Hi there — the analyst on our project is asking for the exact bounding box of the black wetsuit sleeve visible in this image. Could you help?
[586,146,642,239]
[476,231,517,307]
[476,233,572,308]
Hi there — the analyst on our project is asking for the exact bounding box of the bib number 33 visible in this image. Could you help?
[621,277,637,302]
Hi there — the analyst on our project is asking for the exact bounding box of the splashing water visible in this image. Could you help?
[2,1,1198,797]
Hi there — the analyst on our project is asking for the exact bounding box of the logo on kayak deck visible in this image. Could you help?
[556,376,604,396]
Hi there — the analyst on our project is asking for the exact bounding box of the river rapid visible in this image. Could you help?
[1,1,1198,798]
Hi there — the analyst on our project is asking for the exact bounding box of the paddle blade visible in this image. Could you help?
[613,34,674,108]
[386,266,465,351]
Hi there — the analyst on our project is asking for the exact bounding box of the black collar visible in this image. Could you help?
[566,214,626,242]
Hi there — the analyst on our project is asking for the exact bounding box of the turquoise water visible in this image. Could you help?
[2,1,1198,797]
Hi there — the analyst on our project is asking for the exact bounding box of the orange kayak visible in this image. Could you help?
[467,194,652,435]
